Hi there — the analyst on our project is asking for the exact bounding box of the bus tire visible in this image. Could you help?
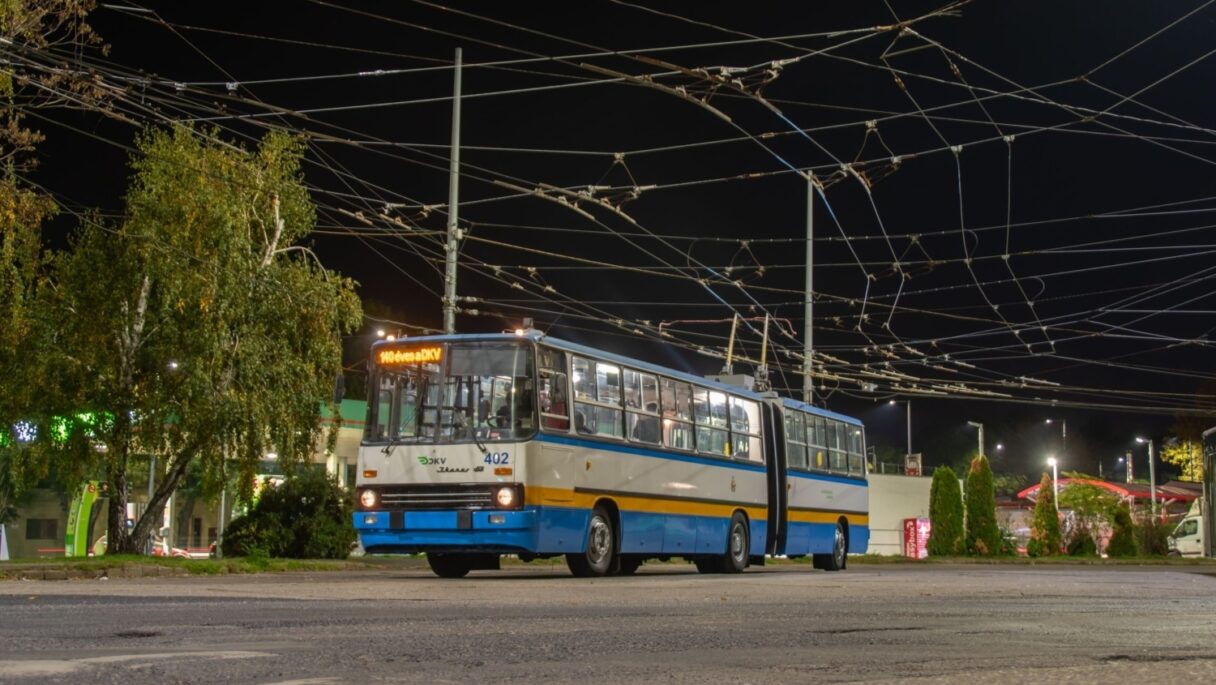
[720,512,749,574]
[813,521,847,572]
[427,553,473,578]
[566,506,616,577]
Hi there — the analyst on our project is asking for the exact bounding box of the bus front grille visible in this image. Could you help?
[378,486,494,509]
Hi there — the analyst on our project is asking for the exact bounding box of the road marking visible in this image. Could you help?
[0,650,274,678]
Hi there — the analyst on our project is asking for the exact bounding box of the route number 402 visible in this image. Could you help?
[484,452,510,465]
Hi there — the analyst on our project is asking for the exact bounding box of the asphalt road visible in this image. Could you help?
[2,562,1215,684]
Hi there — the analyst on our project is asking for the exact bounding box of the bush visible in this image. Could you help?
[1106,505,1139,557]
[964,455,1002,556]
[1135,514,1173,556]
[221,467,355,559]
[927,466,964,556]
[1067,533,1098,557]
[1027,473,1061,558]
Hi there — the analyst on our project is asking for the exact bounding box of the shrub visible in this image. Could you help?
[1027,473,1061,557]
[222,467,355,559]
[1106,505,1139,557]
[1067,533,1097,557]
[1135,514,1172,556]
[927,466,964,556]
[964,455,1002,556]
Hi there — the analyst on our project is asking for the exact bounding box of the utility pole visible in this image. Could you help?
[803,175,814,404]
[443,47,463,334]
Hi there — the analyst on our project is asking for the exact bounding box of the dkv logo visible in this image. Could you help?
[416,456,446,466]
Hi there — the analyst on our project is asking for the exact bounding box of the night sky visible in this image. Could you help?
[18,1,1216,478]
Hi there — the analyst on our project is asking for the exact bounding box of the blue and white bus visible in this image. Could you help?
[353,330,868,578]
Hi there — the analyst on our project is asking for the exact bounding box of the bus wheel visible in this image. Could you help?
[566,506,615,577]
[720,513,749,574]
[427,553,473,578]
[813,522,847,572]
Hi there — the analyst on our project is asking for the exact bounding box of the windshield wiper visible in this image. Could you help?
[453,409,487,455]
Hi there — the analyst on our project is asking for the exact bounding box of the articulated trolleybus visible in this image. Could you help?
[353,330,868,578]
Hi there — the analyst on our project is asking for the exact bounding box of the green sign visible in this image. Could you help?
[64,481,100,557]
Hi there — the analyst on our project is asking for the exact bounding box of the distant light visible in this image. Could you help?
[1135,436,1146,444]
[514,328,525,336]
[376,329,386,338]
[1045,419,1053,424]
[167,360,179,371]
[14,421,37,443]
[888,400,896,405]
[995,443,1004,451]
[1047,456,1057,467]
[266,452,278,460]
[385,335,396,341]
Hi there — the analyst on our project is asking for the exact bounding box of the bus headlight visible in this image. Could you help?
[494,486,517,508]
[359,489,378,509]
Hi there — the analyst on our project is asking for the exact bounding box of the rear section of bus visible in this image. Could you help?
[353,335,539,565]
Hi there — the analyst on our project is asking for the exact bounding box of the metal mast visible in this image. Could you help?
[443,47,463,333]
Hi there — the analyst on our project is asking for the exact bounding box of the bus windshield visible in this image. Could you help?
[367,342,536,444]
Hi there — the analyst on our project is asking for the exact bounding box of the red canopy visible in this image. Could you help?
[1017,478,1199,505]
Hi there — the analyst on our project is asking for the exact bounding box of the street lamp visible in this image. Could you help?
[1046,456,1059,511]
[1135,437,1158,517]
[888,399,911,459]
[995,443,1004,452]
[966,420,985,457]
[1045,418,1067,459]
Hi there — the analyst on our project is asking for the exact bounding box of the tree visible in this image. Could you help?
[1,0,108,509]
[964,455,1001,556]
[1105,504,1138,557]
[27,125,361,554]
[222,467,355,559]
[1057,478,1120,555]
[1160,416,1206,482]
[927,466,964,556]
[1026,473,1061,557]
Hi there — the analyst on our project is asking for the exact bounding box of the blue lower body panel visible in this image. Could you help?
[779,522,870,556]
[355,506,769,557]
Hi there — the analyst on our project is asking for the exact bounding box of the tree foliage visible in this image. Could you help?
[1106,504,1138,557]
[1057,476,1120,555]
[21,125,361,554]
[927,466,964,556]
[1161,415,1206,482]
[1026,472,1061,557]
[964,455,1001,556]
[221,467,355,559]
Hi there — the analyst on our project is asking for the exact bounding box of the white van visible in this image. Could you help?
[1168,515,1204,557]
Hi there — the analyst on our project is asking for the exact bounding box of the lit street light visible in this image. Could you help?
[1046,456,1059,511]
[1045,418,1067,460]
[1135,437,1158,517]
[966,420,984,457]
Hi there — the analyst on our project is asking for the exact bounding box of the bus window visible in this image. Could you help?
[626,369,661,445]
[538,347,569,431]
[693,387,729,456]
[660,377,694,450]
[785,411,807,470]
[572,358,624,439]
[807,415,827,470]
[828,420,847,472]
[847,425,865,477]
[730,397,762,461]
[374,389,392,441]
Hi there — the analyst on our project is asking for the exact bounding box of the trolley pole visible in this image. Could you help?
[443,47,463,334]
[803,174,814,404]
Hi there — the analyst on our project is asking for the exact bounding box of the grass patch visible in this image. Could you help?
[0,554,381,579]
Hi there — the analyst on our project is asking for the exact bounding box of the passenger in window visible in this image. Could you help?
[575,411,593,434]
[542,382,569,430]
[634,403,660,443]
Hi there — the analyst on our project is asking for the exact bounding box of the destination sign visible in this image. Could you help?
[376,345,443,366]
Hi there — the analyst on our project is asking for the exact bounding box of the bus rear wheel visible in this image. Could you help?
[813,521,847,572]
[566,506,616,577]
[720,513,749,574]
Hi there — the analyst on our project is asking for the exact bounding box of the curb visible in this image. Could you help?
[1,564,191,581]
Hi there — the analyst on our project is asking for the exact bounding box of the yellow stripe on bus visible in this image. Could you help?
[527,485,869,524]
